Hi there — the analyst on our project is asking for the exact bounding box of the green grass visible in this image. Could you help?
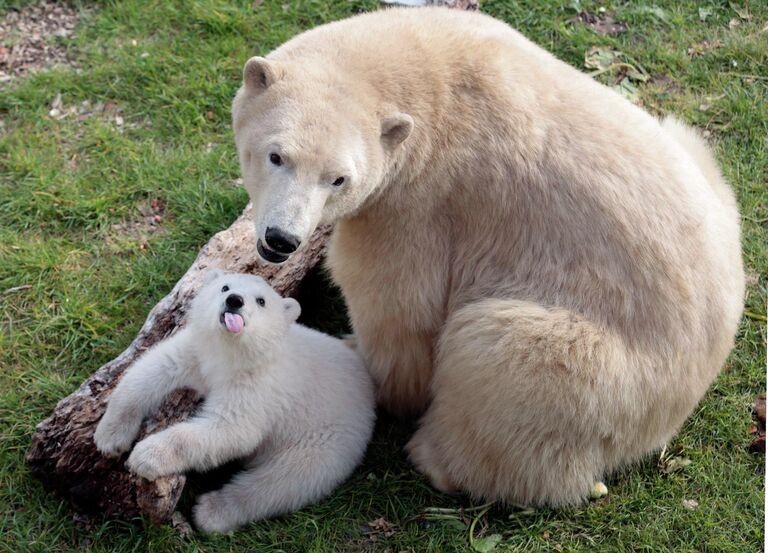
[1,0,765,551]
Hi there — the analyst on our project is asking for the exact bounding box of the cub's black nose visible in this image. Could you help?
[265,227,300,255]
[225,294,244,310]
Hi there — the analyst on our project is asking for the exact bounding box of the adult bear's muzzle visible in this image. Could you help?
[256,239,291,264]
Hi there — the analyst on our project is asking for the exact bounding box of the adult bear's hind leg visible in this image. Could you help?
[407,298,641,507]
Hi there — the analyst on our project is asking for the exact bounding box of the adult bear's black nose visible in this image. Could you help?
[225,294,244,310]
[265,227,300,255]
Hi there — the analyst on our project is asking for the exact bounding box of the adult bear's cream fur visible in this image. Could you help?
[232,7,744,506]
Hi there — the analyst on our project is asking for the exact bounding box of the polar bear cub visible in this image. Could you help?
[94,270,375,532]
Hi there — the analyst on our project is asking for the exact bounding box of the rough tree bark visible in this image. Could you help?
[26,203,332,523]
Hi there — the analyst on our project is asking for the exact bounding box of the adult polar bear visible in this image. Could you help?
[232,7,744,506]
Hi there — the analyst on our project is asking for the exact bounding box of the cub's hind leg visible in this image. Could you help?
[194,434,365,533]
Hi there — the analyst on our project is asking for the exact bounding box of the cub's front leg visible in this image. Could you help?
[126,391,270,480]
[94,329,200,457]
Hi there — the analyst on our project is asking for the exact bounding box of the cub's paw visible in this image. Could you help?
[193,491,240,534]
[126,435,175,480]
[93,416,141,458]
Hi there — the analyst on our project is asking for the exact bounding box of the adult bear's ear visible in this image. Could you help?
[283,297,301,323]
[243,56,283,93]
[381,112,414,150]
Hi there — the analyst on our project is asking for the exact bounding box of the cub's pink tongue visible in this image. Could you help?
[224,312,244,333]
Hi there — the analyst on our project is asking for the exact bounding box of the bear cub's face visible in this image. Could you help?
[190,270,300,346]
[232,56,414,265]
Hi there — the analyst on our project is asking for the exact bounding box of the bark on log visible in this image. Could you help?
[26,203,331,523]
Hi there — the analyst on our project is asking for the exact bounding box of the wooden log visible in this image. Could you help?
[26,203,331,523]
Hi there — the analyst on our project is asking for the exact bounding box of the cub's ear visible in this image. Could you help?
[203,268,224,285]
[283,297,301,323]
[243,56,283,94]
[381,112,414,150]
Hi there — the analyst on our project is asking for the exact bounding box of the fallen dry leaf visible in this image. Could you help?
[660,456,692,474]
[698,7,713,22]
[584,47,649,103]
[755,397,765,422]
[658,446,693,474]
[362,517,397,540]
[733,5,751,21]
[472,533,502,552]
[585,46,620,72]
[568,11,628,36]
[649,74,682,95]
[613,78,641,103]
[748,395,765,454]
[585,46,648,81]
[687,39,724,57]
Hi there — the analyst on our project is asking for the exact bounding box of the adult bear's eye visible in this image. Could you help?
[222,285,229,292]
[256,297,265,307]
[332,177,345,186]
[269,153,282,166]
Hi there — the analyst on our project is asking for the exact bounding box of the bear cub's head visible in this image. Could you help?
[189,269,301,348]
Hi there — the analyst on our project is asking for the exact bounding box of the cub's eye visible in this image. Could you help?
[256,297,265,307]
[332,176,345,187]
[269,153,282,166]
[221,285,229,292]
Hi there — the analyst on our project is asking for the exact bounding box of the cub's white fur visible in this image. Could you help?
[94,271,375,532]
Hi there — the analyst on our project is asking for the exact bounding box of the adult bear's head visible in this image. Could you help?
[232,56,414,264]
